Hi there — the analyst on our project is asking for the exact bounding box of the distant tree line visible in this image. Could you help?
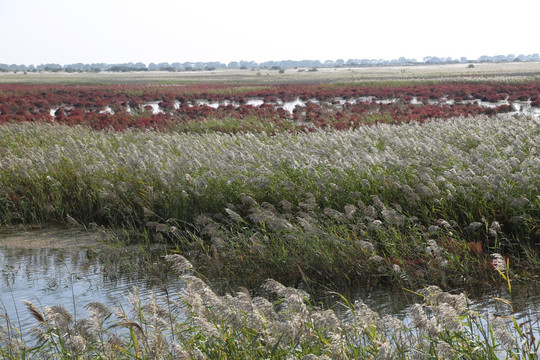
[1,53,539,72]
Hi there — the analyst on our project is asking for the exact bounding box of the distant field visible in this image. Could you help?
[1,61,540,84]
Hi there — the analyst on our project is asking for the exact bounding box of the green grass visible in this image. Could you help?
[170,115,300,134]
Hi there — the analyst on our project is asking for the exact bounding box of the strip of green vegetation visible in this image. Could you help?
[1,115,539,288]
[171,115,300,134]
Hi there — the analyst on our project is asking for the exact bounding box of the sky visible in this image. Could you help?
[1,0,539,66]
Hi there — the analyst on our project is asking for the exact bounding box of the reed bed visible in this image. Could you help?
[1,115,539,287]
[0,255,538,359]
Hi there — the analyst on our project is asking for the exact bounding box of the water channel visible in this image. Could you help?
[49,97,540,119]
[1,227,539,342]
[135,97,540,119]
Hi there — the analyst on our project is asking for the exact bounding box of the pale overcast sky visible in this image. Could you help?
[1,0,538,65]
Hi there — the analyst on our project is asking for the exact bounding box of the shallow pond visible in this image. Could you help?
[1,227,539,339]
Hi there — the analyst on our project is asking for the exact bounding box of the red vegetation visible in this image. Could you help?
[1,81,539,132]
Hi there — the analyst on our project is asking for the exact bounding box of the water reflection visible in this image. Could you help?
[1,227,539,342]
[316,280,540,344]
[317,281,540,316]
[178,97,540,118]
[0,227,181,333]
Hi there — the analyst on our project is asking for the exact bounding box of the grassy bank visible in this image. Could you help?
[1,115,539,288]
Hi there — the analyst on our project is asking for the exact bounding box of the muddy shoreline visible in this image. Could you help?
[0,224,104,249]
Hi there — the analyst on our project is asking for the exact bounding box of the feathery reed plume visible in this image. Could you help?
[225,208,244,222]
[436,340,456,359]
[85,302,112,318]
[302,354,332,360]
[491,253,506,272]
[44,305,73,324]
[66,334,87,354]
[66,214,79,226]
[21,300,45,323]
[376,342,395,360]
[108,321,145,335]
[29,327,51,345]
[143,207,156,217]
[164,254,193,273]
[108,319,150,355]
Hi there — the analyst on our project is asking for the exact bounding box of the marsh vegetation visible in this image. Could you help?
[1,66,539,358]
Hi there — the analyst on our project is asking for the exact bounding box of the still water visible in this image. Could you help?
[1,227,539,338]
[50,97,540,119]
[0,227,180,333]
